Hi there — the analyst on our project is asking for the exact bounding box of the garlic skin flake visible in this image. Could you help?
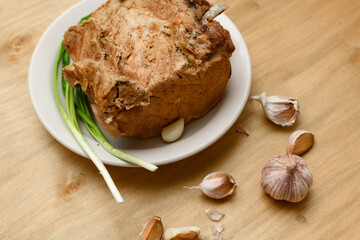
[251,92,299,127]
[205,209,225,222]
[261,155,313,202]
[162,118,184,142]
[235,123,250,136]
[139,216,163,240]
[205,224,224,240]
[287,130,314,155]
[164,226,201,240]
[211,224,224,235]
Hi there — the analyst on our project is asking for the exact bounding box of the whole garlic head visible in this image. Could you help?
[261,155,313,202]
[251,92,299,127]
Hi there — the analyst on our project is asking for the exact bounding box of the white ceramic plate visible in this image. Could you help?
[28,0,252,167]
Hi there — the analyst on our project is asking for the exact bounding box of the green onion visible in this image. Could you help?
[54,14,158,203]
[61,49,158,171]
[54,44,123,203]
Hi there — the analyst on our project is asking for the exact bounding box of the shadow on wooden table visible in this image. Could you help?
[102,118,247,200]
[261,190,313,222]
[50,102,252,205]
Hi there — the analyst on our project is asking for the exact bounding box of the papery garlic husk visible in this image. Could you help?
[235,123,250,136]
[164,226,202,240]
[205,209,225,222]
[287,130,314,155]
[139,216,163,240]
[205,224,224,240]
[251,92,299,127]
[186,172,236,199]
[211,224,224,235]
[261,155,313,202]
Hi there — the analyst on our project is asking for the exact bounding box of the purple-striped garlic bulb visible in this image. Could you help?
[261,155,313,202]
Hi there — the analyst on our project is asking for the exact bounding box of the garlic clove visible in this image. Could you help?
[162,118,185,142]
[139,216,163,240]
[251,92,299,127]
[287,130,314,155]
[164,226,202,240]
[200,172,236,199]
[196,172,236,199]
[202,2,229,24]
[261,155,313,202]
[184,172,236,199]
[205,209,225,222]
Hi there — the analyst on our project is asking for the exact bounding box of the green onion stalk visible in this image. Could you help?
[54,14,158,203]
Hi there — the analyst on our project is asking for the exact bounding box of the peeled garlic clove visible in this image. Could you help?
[139,216,163,240]
[164,226,201,240]
[188,172,236,199]
[261,155,313,202]
[287,130,314,155]
[162,118,184,142]
[251,92,299,127]
[205,209,225,222]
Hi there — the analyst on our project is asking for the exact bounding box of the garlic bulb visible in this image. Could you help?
[261,155,313,202]
[139,216,163,240]
[185,172,237,199]
[287,130,314,155]
[251,92,299,126]
[162,118,184,142]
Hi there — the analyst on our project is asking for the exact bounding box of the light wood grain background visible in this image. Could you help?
[1,0,360,239]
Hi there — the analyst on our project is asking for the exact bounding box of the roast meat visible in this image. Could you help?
[62,0,235,138]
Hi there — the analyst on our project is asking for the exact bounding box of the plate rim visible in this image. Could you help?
[28,0,252,167]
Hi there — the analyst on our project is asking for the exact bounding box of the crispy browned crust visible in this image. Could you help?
[62,0,235,138]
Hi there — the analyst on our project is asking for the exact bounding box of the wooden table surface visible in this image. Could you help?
[1,0,360,239]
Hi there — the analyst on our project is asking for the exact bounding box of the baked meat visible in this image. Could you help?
[62,0,235,138]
